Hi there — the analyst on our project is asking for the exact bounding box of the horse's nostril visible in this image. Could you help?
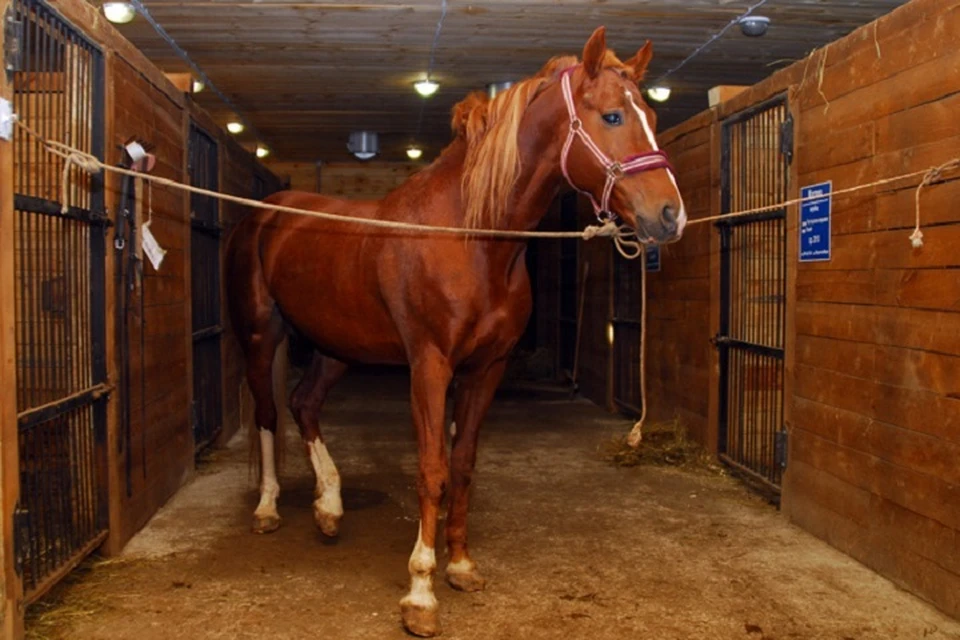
[661,205,678,225]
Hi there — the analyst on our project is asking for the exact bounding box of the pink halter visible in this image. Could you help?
[559,66,674,221]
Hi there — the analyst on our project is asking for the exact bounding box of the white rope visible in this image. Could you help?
[625,246,648,448]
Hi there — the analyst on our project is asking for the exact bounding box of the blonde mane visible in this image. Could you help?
[457,55,579,229]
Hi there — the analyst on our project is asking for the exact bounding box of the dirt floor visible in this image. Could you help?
[28,369,960,640]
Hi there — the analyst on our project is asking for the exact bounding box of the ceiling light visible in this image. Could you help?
[487,81,513,99]
[739,15,770,37]
[102,2,136,24]
[347,131,379,160]
[406,147,423,161]
[192,79,205,93]
[414,79,439,97]
[647,86,671,102]
[256,145,269,159]
[226,121,244,134]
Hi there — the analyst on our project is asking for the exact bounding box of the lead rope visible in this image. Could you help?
[625,247,648,448]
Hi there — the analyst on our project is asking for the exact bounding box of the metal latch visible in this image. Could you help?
[4,6,22,78]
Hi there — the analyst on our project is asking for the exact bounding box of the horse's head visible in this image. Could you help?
[559,27,686,243]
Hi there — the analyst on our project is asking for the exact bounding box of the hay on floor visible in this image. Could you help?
[599,418,720,471]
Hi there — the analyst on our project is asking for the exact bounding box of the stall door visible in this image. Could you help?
[11,0,108,602]
[716,95,791,500]
[188,125,222,451]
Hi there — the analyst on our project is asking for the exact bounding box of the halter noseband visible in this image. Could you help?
[560,66,674,222]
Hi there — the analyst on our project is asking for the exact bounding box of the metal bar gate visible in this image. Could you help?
[716,94,791,501]
[10,0,108,601]
[189,124,222,452]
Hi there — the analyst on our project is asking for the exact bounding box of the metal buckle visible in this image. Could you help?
[607,162,624,178]
[570,118,582,132]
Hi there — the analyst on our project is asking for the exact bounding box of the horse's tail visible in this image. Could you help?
[226,213,289,482]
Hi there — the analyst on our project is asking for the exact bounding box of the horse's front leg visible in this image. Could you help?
[444,359,507,593]
[400,351,453,637]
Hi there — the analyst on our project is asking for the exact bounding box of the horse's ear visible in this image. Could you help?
[625,40,654,82]
[581,26,607,78]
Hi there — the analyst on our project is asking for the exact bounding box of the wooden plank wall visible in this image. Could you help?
[108,56,193,546]
[635,0,959,617]
[780,0,960,618]
[642,109,717,444]
[319,162,421,199]
[264,161,316,192]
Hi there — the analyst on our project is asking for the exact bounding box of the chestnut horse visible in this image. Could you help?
[225,27,685,636]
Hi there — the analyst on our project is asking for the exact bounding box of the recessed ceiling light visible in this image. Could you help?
[226,121,244,134]
[647,86,671,102]
[103,2,136,24]
[406,147,423,160]
[256,145,269,159]
[192,79,205,93]
[414,79,439,97]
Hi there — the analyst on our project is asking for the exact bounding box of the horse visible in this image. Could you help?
[224,26,686,637]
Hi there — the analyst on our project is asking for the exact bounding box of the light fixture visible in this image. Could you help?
[102,1,136,24]
[739,15,771,37]
[256,145,269,159]
[647,86,671,102]
[414,79,439,97]
[347,131,379,160]
[192,79,205,94]
[406,146,423,161]
[226,121,244,134]
[487,81,513,99]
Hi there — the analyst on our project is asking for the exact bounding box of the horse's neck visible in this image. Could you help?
[500,85,567,232]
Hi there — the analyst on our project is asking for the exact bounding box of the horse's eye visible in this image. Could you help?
[602,112,623,126]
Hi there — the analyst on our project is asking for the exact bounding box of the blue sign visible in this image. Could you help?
[645,245,661,272]
[799,181,832,262]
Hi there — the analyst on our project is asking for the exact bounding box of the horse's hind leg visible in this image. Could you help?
[290,352,349,536]
[243,312,287,534]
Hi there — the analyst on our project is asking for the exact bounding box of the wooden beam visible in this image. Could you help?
[164,72,193,94]
[708,85,749,108]
[0,0,26,633]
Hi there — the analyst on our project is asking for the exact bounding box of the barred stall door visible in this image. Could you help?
[189,124,223,452]
[11,0,108,602]
[716,95,791,501]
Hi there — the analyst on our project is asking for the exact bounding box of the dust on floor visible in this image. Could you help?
[28,370,960,640]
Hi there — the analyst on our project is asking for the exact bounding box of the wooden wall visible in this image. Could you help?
[107,55,193,546]
[319,162,421,199]
[264,161,317,192]
[781,0,960,618]
[634,0,960,618]
[643,110,717,443]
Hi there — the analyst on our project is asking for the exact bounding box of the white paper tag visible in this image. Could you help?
[141,221,166,271]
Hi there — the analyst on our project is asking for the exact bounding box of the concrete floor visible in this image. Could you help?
[31,369,960,640]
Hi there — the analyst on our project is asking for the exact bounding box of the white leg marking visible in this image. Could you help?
[307,438,343,519]
[254,429,280,519]
[629,91,687,231]
[402,523,438,611]
[447,557,477,575]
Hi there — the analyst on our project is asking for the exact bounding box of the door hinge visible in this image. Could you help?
[774,429,788,470]
[4,6,23,79]
[779,112,794,165]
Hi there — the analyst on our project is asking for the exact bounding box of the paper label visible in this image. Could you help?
[141,221,166,271]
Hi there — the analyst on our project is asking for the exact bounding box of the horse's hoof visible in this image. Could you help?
[446,566,486,593]
[314,510,341,537]
[400,602,441,637]
[252,514,281,534]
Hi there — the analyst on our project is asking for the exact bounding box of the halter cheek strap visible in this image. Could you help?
[559,66,675,222]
